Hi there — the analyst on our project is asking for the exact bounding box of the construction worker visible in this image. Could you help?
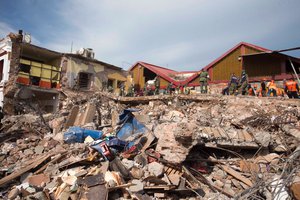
[199,70,209,93]
[166,82,173,95]
[285,78,299,99]
[238,70,248,95]
[267,79,277,97]
[259,80,267,97]
[228,73,238,95]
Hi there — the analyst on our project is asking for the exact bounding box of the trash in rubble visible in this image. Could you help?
[116,109,148,142]
[1,92,300,200]
[63,126,103,143]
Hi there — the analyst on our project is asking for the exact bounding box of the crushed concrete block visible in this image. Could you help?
[62,175,77,186]
[148,162,164,177]
[168,173,181,186]
[214,180,224,188]
[130,166,144,179]
[129,179,143,193]
[23,149,34,156]
[8,188,20,200]
[34,146,44,154]
[121,158,134,170]
[27,174,50,187]
[31,191,47,200]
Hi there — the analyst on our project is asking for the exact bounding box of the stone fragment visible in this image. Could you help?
[121,158,134,170]
[8,188,20,200]
[62,175,77,186]
[168,173,181,186]
[154,123,193,164]
[34,146,44,154]
[214,180,224,188]
[129,179,144,193]
[148,162,164,177]
[27,174,50,187]
[130,166,144,179]
[23,149,34,156]
[31,191,47,200]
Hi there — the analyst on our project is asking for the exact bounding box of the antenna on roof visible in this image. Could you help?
[71,41,73,53]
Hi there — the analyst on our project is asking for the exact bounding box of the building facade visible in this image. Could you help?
[129,61,200,91]
[0,31,128,114]
[61,51,127,95]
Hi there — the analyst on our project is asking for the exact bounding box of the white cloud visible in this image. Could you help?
[6,0,300,70]
[0,22,15,38]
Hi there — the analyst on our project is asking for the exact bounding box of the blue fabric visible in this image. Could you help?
[116,109,147,148]
[64,126,103,143]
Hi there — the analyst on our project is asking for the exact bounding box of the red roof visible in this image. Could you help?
[129,42,270,86]
[129,61,198,86]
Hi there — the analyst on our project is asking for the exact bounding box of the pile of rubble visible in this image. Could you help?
[0,91,300,199]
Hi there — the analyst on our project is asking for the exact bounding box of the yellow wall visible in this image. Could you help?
[212,48,242,81]
[211,46,264,81]
[131,64,144,88]
[131,64,171,89]
[245,46,262,55]
[160,78,169,88]
[65,57,126,91]
[190,76,200,85]
[65,58,104,90]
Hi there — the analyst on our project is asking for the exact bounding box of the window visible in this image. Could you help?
[19,63,31,73]
[78,72,92,90]
[107,79,114,92]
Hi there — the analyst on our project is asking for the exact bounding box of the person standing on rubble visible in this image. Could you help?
[166,82,173,95]
[228,73,238,95]
[199,69,209,93]
[259,79,267,97]
[285,78,299,99]
[267,79,277,97]
[154,76,160,95]
[238,70,248,95]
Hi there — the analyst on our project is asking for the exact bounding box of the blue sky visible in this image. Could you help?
[1,0,300,71]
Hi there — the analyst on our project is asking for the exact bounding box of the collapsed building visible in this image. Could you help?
[129,61,200,92]
[0,92,299,199]
[0,31,62,114]
[0,31,300,200]
[61,49,128,94]
[0,31,128,114]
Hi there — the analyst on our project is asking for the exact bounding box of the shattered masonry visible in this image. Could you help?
[0,92,300,200]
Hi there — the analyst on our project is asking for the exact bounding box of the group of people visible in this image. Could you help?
[222,71,299,99]
[116,70,299,99]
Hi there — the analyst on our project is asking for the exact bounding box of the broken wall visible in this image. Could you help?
[2,34,22,114]
[62,55,127,93]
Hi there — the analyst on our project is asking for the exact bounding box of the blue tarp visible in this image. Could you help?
[64,126,103,143]
[116,109,148,148]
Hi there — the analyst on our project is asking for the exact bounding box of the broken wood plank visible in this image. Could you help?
[242,130,253,142]
[81,103,96,125]
[221,165,253,187]
[0,153,52,187]
[64,105,79,129]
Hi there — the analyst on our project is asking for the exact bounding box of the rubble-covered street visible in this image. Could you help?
[0,91,299,200]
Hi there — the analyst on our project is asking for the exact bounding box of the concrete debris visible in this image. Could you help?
[0,92,299,199]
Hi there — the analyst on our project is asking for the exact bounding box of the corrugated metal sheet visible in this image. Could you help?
[212,48,242,81]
